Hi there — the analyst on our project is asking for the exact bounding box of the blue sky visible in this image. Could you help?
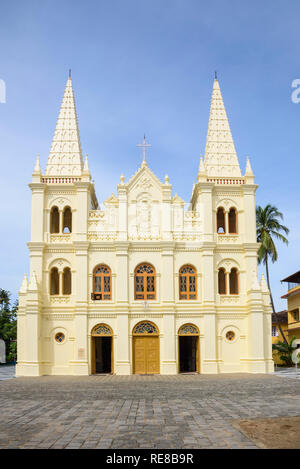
[0,0,299,309]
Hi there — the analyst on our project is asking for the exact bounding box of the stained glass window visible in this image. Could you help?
[92,324,112,336]
[55,332,65,343]
[134,322,158,334]
[179,324,199,335]
[92,264,112,300]
[226,331,235,341]
[135,264,156,300]
[179,265,197,300]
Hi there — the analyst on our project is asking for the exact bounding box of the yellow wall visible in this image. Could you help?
[287,291,300,341]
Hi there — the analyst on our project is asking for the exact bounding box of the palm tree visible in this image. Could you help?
[272,336,296,366]
[256,204,289,344]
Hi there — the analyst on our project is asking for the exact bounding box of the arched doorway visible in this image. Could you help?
[132,321,159,374]
[178,324,200,373]
[91,324,113,374]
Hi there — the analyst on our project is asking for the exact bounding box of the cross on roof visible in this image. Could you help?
[137,135,152,163]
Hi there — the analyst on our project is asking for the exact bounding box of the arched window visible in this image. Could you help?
[63,206,72,233]
[92,265,112,300]
[229,268,239,294]
[50,206,59,233]
[218,268,226,294]
[179,265,197,300]
[228,208,237,234]
[50,267,59,295]
[133,321,159,335]
[217,207,226,233]
[63,267,71,295]
[135,263,156,300]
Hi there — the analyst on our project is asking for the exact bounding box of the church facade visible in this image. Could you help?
[16,76,274,376]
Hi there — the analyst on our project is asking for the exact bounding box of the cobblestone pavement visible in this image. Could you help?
[0,365,15,381]
[1,373,300,449]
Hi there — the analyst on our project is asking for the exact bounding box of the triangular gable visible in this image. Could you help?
[126,162,166,203]
[172,193,185,204]
[104,193,119,206]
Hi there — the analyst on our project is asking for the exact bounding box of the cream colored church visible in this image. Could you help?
[16,75,274,376]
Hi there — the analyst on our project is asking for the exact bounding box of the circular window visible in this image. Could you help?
[55,332,65,343]
[226,331,235,342]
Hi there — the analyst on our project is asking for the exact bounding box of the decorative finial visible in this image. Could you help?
[260,274,268,292]
[33,153,41,174]
[198,155,205,175]
[214,70,217,80]
[164,174,169,184]
[120,173,125,185]
[137,135,152,164]
[20,274,29,294]
[83,153,89,171]
[69,69,71,78]
[245,156,254,181]
[29,271,38,291]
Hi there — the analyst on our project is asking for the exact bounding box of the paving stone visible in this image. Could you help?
[1,372,300,448]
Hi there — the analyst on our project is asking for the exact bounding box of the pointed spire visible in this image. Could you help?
[204,78,241,177]
[19,274,29,293]
[197,155,206,182]
[260,274,269,292]
[28,271,38,291]
[245,156,255,183]
[45,74,83,176]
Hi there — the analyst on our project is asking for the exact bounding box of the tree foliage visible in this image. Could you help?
[273,336,297,367]
[256,204,289,344]
[0,289,17,362]
[256,205,289,264]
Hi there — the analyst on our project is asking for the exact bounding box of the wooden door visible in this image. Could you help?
[133,336,159,374]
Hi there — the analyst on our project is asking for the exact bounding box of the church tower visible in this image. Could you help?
[17,75,98,376]
[17,75,273,377]
[191,76,273,373]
